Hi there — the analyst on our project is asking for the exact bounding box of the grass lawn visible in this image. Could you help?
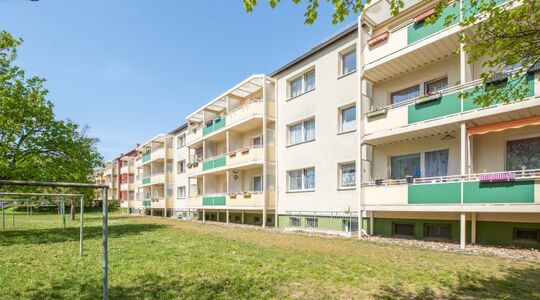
[0,210,539,299]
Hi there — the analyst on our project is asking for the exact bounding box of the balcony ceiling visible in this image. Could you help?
[367,123,460,146]
[467,105,540,128]
[363,33,460,84]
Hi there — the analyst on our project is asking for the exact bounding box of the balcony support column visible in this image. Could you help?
[226,210,229,225]
[460,213,466,250]
[369,211,374,236]
[217,209,219,222]
[471,212,477,244]
[241,210,245,224]
[202,209,206,222]
[460,122,467,176]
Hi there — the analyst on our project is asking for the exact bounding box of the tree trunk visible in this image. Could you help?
[70,201,75,221]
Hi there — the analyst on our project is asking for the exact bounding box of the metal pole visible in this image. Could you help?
[1,201,4,230]
[103,188,109,300]
[62,201,66,229]
[12,202,15,226]
[80,197,84,257]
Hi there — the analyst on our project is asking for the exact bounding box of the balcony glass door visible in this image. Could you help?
[506,137,540,171]
[390,153,420,179]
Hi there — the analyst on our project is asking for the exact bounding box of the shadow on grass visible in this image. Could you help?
[0,223,166,246]
[20,272,280,299]
[373,266,540,299]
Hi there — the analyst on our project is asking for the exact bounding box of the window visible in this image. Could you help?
[390,154,421,179]
[177,134,186,148]
[288,118,315,146]
[391,85,420,104]
[506,137,540,171]
[514,229,539,242]
[339,162,356,188]
[254,216,260,223]
[425,77,448,94]
[177,160,186,174]
[340,105,356,133]
[253,176,263,192]
[177,186,186,198]
[291,217,301,227]
[253,136,262,147]
[288,167,315,191]
[425,149,449,177]
[289,69,315,98]
[343,219,358,232]
[425,224,451,240]
[393,223,414,236]
[341,49,356,76]
[306,218,318,228]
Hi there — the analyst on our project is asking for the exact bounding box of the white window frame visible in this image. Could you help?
[177,160,186,174]
[339,104,356,134]
[253,176,263,192]
[287,117,315,146]
[340,48,357,77]
[288,68,315,99]
[287,167,315,192]
[252,136,263,147]
[177,186,186,199]
[338,161,356,189]
[177,134,186,148]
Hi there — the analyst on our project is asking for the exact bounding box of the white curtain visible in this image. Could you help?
[304,70,315,92]
[288,170,302,190]
[304,168,315,189]
[304,119,315,141]
[288,123,303,145]
[425,149,449,177]
[341,163,356,187]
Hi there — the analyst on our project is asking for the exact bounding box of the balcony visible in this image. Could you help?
[186,160,203,175]
[202,155,227,171]
[202,194,227,206]
[186,191,273,208]
[120,165,133,174]
[363,169,540,209]
[227,146,264,166]
[141,173,173,186]
[120,182,134,191]
[364,75,536,137]
[203,116,226,136]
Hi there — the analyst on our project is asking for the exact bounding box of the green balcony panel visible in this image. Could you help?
[202,197,214,206]
[463,73,535,111]
[408,183,461,204]
[407,3,460,44]
[142,177,151,185]
[202,116,227,136]
[202,124,214,136]
[463,180,535,203]
[142,200,151,207]
[213,196,226,206]
[142,153,151,163]
[407,91,461,124]
[463,0,508,19]
[202,160,214,170]
[213,156,226,168]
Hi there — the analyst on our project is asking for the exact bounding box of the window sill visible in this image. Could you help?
[337,186,356,191]
[338,129,356,136]
[286,189,315,194]
[286,88,315,102]
[286,139,315,148]
[338,70,357,80]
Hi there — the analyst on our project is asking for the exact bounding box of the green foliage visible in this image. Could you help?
[0,31,102,195]
[244,0,540,107]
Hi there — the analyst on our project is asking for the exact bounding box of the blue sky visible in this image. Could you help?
[0,0,357,160]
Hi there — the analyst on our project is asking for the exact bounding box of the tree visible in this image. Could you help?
[243,0,540,106]
[0,31,102,201]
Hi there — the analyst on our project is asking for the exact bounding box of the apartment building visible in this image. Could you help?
[102,159,119,200]
[358,0,540,248]
[272,24,362,235]
[185,75,276,227]
[170,123,191,218]
[134,134,175,217]
[118,149,137,213]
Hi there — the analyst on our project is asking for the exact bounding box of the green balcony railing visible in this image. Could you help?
[202,156,227,171]
[202,195,227,206]
[142,153,151,163]
[407,2,460,45]
[407,180,535,204]
[202,116,226,136]
[142,177,151,185]
[142,200,151,207]
[407,73,535,124]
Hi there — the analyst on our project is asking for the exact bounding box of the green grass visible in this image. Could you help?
[0,210,539,299]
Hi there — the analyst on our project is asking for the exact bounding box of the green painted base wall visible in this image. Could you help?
[197,212,273,226]
[373,218,540,248]
[278,215,369,233]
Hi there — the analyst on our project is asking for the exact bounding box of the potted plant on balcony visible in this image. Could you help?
[405,175,414,184]
[240,147,250,154]
[228,192,237,199]
[374,178,384,186]
[243,191,252,198]
[415,92,442,105]
[187,163,193,168]
[229,151,237,158]
[366,107,388,118]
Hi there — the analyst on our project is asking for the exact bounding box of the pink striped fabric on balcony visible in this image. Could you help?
[479,172,516,183]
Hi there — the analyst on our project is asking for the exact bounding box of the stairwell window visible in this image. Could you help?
[177,186,186,199]
[340,48,356,76]
[177,134,186,148]
[339,162,356,188]
[177,160,186,174]
[288,167,315,191]
[289,69,315,98]
[253,176,263,192]
[339,105,356,133]
[287,118,315,146]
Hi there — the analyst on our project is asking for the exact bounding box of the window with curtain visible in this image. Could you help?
[506,137,540,171]
[425,77,448,94]
[288,168,315,191]
[340,105,356,133]
[177,186,186,198]
[425,149,449,177]
[340,162,356,188]
[177,134,186,148]
[288,118,315,146]
[341,49,356,75]
[390,153,421,179]
[253,176,263,192]
[391,85,420,104]
[288,69,316,98]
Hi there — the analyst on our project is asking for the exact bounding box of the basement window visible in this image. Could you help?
[514,228,539,242]
[306,217,318,228]
[425,224,451,240]
[393,223,414,237]
[291,217,301,227]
